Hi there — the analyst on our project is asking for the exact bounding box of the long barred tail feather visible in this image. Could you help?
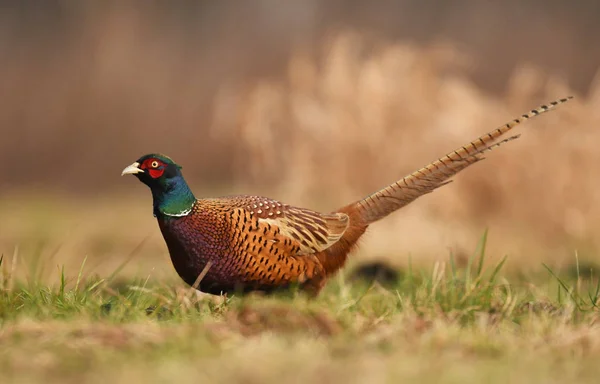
[343,96,573,224]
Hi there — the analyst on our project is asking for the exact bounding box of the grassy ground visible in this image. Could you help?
[2,231,600,384]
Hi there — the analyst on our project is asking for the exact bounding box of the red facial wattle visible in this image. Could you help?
[141,158,166,179]
[148,168,165,178]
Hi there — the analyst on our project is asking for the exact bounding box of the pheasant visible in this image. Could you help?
[122,97,572,296]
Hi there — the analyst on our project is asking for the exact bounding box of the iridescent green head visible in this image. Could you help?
[121,154,195,217]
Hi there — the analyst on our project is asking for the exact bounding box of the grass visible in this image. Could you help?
[1,232,600,384]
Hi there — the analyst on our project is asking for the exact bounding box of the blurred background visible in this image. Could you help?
[1,1,599,282]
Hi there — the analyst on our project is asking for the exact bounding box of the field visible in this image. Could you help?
[1,237,600,384]
[3,3,600,383]
[1,198,600,384]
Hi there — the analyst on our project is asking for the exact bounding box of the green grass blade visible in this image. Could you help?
[475,228,489,279]
[75,255,88,292]
[542,263,582,311]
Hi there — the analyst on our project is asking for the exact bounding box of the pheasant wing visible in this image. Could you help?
[226,195,349,255]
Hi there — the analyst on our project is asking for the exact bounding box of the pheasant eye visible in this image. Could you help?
[151,161,159,168]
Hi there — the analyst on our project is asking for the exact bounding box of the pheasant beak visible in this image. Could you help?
[121,162,144,176]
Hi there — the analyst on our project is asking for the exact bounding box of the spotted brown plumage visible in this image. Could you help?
[122,96,572,296]
[157,196,337,294]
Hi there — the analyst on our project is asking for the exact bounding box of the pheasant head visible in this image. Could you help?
[121,154,196,217]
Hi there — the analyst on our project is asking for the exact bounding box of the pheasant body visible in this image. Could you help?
[122,97,572,296]
[157,196,335,294]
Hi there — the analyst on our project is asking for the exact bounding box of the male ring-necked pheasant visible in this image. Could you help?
[122,97,572,296]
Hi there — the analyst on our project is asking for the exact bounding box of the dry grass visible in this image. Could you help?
[2,32,599,275]
[2,20,599,270]
[209,34,599,271]
[3,312,600,384]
